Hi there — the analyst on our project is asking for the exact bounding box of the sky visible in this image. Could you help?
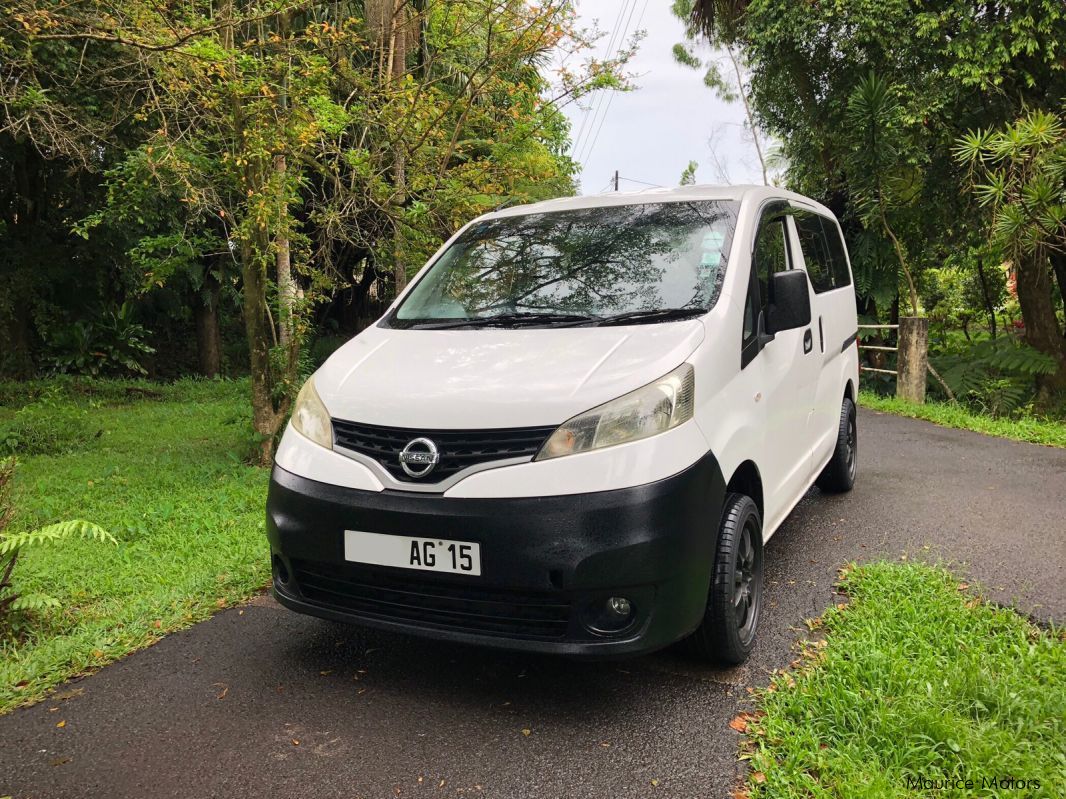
[560,0,767,195]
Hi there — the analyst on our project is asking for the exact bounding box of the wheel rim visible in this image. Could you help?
[733,520,761,639]
[845,411,857,480]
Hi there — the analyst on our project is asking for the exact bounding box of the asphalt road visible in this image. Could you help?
[2,409,1064,799]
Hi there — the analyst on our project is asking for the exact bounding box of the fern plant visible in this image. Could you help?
[932,338,1058,416]
[0,458,116,628]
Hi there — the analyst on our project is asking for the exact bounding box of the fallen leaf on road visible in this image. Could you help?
[957,583,970,591]
[650,778,660,787]
[320,670,332,676]
[291,739,300,746]
[521,728,531,737]
[438,779,446,788]
[51,757,71,767]
[56,720,66,728]
[728,715,749,733]
[213,683,228,701]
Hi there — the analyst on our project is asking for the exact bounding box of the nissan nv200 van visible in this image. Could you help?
[267,185,859,664]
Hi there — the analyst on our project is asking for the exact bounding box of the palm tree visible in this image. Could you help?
[688,0,749,41]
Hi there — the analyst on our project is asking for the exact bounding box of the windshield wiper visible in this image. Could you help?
[410,312,598,330]
[589,307,707,327]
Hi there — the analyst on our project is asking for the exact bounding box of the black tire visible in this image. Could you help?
[816,397,857,493]
[685,493,763,665]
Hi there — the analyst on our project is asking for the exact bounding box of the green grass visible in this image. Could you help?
[859,390,1066,448]
[0,379,269,713]
[743,562,1066,798]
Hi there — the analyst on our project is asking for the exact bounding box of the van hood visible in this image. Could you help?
[314,321,705,429]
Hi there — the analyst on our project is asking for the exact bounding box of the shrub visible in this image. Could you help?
[44,302,155,378]
[0,458,116,634]
[0,400,98,456]
[931,337,1059,417]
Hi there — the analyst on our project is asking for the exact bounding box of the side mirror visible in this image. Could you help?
[766,270,811,334]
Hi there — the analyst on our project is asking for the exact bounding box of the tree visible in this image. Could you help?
[671,0,769,186]
[685,0,1066,399]
[955,110,1066,400]
[844,73,921,316]
[1,0,626,460]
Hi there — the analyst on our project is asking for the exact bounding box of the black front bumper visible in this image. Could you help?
[266,452,726,658]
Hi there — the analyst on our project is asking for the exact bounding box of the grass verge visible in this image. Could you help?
[1,379,269,714]
[858,390,1066,448]
[742,562,1065,798]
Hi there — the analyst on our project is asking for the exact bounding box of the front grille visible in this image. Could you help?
[331,420,556,483]
[291,560,571,640]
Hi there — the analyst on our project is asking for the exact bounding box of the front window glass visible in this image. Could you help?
[387,201,740,328]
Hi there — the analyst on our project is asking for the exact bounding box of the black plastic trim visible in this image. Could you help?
[266,452,727,658]
[841,331,857,352]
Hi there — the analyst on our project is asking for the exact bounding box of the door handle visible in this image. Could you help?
[803,329,813,354]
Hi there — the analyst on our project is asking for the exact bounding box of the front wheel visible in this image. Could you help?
[816,396,857,493]
[685,493,763,665]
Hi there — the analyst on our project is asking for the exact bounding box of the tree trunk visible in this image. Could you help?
[242,236,287,466]
[275,11,296,349]
[1050,249,1066,327]
[1014,255,1066,403]
[726,45,768,186]
[275,153,296,348]
[194,272,222,378]
[975,254,997,338]
[388,0,409,296]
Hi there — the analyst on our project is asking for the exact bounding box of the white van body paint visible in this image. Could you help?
[274,184,859,540]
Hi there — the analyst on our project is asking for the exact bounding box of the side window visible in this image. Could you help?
[794,210,853,292]
[820,217,853,288]
[743,203,792,365]
[752,205,792,319]
[794,211,834,293]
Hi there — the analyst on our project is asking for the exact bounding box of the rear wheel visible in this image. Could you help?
[685,493,763,665]
[816,397,857,493]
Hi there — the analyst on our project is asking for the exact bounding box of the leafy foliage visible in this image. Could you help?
[0,457,115,633]
[0,519,117,558]
[0,398,96,456]
[43,302,155,377]
[683,0,1066,406]
[932,337,1058,416]
[1,0,633,458]
[955,110,1066,263]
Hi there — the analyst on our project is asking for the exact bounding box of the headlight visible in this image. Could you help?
[290,377,333,449]
[536,363,694,460]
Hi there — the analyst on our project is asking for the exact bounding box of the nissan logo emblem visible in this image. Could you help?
[398,437,440,478]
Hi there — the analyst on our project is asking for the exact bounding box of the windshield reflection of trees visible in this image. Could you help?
[442,202,737,316]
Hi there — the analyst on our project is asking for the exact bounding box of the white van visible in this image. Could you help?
[267,185,859,663]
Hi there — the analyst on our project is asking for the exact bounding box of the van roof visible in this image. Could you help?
[484,184,835,220]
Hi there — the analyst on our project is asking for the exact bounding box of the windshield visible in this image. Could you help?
[386,200,740,329]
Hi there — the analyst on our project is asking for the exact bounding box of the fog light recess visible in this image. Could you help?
[584,596,635,635]
[272,554,291,585]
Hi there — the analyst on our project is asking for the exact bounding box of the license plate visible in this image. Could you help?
[343,530,482,576]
